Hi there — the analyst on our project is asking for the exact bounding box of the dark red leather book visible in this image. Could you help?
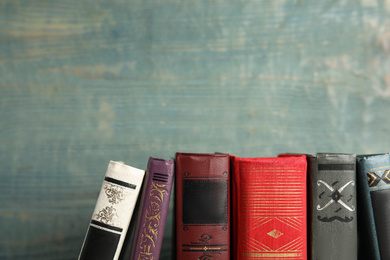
[175,153,230,260]
[231,155,307,260]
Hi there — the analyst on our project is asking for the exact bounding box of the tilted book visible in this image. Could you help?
[231,155,307,260]
[129,157,175,260]
[357,153,390,260]
[175,153,230,260]
[79,161,145,260]
[308,153,357,260]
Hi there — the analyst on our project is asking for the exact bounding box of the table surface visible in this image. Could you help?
[1,0,390,259]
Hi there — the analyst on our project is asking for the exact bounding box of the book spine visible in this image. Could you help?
[175,153,230,260]
[232,155,307,260]
[129,157,175,260]
[78,161,145,260]
[309,153,357,260]
[357,153,390,260]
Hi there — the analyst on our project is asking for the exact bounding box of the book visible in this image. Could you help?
[129,157,175,260]
[78,161,145,260]
[357,153,390,260]
[308,153,357,260]
[175,153,230,260]
[231,155,307,259]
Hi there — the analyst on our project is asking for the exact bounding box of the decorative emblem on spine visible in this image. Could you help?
[199,253,214,260]
[94,206,118,225]
[197,234,212,243]
[267,229,284,239]
[317,216,354,222]
[367,169,390,187]
[183,233,225,258]
[189,233,213,244]
[199,254,214,260]
[136,182,167,260]
[104,183,126,204]
[316,180,355,223]
[316,180,355,211]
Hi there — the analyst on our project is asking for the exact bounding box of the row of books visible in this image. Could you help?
[78,152,390,260]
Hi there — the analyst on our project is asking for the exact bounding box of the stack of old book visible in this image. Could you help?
[77,152,390,260]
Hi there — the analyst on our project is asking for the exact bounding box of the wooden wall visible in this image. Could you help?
[1,0,390,259]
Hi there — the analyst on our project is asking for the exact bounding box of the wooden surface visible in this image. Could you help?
[1,0,390,259]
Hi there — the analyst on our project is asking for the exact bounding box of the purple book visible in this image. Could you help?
[129,157,175,260]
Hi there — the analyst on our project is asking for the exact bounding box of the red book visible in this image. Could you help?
[175,153,230,260]
[231,155,307,260]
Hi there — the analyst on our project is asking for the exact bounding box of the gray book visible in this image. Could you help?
[308,153,357,260]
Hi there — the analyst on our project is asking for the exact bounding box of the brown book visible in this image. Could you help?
[175,153,230,260]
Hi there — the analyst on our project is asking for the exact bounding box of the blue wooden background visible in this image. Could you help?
[1,0,390,259]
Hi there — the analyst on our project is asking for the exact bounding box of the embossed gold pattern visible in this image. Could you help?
[137,182,167,260]
[267,229,284,238]
[243,252,302,257]
[186,246,222,251]
[236,162,306,259]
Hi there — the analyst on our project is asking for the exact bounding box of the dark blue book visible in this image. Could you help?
[357,154,390,260]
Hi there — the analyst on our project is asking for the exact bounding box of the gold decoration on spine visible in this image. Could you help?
[137,182,167,260]
[267,229,284,238]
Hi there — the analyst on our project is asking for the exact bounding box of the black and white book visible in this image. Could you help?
[78,161,145,260]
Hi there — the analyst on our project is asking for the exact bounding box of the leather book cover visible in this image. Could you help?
[357,153,390,260]
[308,153,357,260]
[79,161,145,260]
[231,155,307,260]
[129,157,175,260]
[175,153,230,260]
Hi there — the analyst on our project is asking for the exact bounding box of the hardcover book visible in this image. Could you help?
[129,157,175,260]
[175,153,230,260]
[308,153,357,260]
[357,153,390,260]
[231,155,307,260]
[78,161,145,260]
